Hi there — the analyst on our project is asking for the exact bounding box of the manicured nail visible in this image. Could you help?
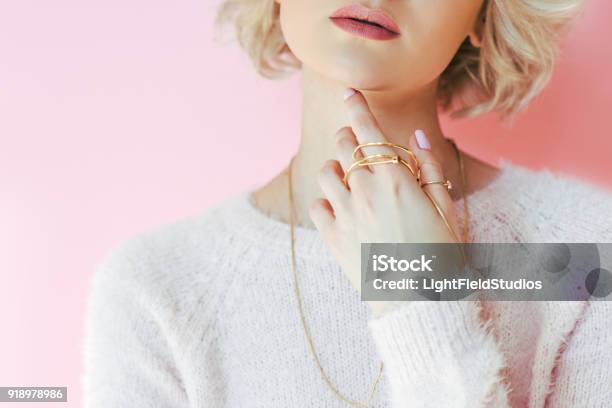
[415,129,431,150]
[343,88,356,101]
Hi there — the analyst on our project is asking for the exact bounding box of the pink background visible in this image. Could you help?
[0,0,611,406]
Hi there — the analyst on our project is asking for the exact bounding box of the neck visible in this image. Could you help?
[288,67,461,228]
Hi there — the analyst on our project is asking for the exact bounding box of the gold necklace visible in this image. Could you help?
[448,138,471,243]
[287,138,469,407]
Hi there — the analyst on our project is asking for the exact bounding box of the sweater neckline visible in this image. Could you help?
[224,159,522,259]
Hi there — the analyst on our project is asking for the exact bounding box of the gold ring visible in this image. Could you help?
[420,180,453,190]
[342,142,420,188]
[352,142,419,176]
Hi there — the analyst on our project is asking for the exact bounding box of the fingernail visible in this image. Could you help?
[415,129,431,150]
[343,88,356,101]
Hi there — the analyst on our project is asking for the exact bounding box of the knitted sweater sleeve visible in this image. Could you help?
[82,240,189,407]
[368,301,510,407]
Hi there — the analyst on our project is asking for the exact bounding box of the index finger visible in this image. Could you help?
[343,88,394,157]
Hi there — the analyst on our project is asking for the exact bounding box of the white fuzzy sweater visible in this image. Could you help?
[83,160,612,407]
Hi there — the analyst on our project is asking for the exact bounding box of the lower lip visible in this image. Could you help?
[330,17,399,41]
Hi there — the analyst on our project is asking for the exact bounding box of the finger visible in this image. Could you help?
[409,129,460,238]
[318,159,350,212]
[343,88,395,159]
[309,198,335,235]
[334,126,361,171]
[334,126,372,189]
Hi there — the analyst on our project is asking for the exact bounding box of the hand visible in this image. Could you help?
[308,89,462,316]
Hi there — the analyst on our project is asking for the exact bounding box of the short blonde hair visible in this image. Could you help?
[216,0,584,118]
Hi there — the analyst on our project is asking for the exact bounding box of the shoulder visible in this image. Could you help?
[89,191,253,320]
[492,160,612,242]
[83,194,254,406]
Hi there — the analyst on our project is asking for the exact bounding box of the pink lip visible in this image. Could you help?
[330,3,401,40]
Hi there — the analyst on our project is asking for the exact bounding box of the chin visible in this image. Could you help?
[339,74,390,91]
[316,55,396,91]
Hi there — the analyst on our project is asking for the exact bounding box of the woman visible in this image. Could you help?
[83,0,612,406]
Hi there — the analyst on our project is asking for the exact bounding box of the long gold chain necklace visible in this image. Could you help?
[449,138,471,243]
[287,138,469,407]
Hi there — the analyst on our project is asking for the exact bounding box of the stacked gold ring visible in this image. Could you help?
[342,142,419,187]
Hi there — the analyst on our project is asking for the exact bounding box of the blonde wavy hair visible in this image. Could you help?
[215,0,584,118]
